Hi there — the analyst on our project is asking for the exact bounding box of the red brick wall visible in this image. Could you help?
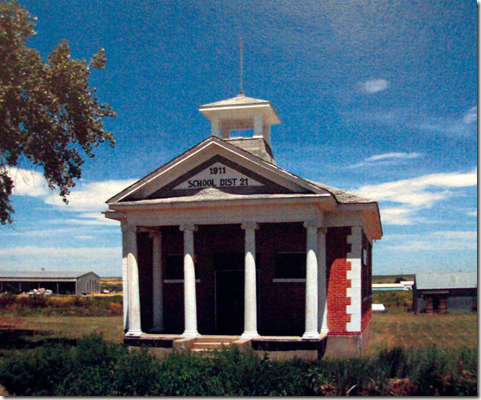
[326,227,352,335]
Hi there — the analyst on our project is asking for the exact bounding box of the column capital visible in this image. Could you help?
[149,230,162,239]
[303,220,322,230]
[122,223,136,234]
[241,221,259,230]
[179,223,197,232]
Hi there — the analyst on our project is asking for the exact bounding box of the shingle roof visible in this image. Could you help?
[416,271,477,290]
[226,137,276,164]
[0,271,96,279]
[307,180,375,204]
[200,94,271,108]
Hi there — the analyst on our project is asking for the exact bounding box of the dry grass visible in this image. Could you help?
[372,274,415,284]
[1,309,476,353]
[0,315,124,347]
[370,312,477,353]
[100,277,123,293]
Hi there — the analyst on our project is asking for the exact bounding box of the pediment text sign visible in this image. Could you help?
[174,162,263,190]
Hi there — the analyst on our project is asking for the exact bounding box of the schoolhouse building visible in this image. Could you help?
[104,93,382,358]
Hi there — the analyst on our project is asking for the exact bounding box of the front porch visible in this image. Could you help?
[124,332,329,360]
[130,222,329,339]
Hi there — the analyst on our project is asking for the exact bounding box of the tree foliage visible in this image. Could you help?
[0,0,116,224]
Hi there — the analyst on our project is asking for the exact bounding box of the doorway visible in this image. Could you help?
[214,253,244,335]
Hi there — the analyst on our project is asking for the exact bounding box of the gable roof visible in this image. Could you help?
[225,137,275,164]
[106,136,325,204]
[107,136,379,206]
[200,94,272,108]
[416,271,477,290]
[307,180,374,205]
[0,271,98,280]
[105,136,382,239]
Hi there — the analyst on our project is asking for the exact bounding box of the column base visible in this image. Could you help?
[181,330,200,338]
[241,331,260,339]
[125,330,143,337]
[302,332,321,340]
[320,328,329,336]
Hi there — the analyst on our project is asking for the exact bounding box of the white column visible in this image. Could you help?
[254,114,264,137]
[180,223,199,338]
[303,221,320,339]
[318,227,329,335]
[151,231,164,332]
[125,223,142,336]
[121,222,129,331]
[211,117,220,137]
[241,222,260,339]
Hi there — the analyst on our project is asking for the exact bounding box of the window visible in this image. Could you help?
[164,254,200,283]
[274,252,306,282]
[165,255,184,280]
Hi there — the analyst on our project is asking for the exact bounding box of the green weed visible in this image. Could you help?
[0,335,476,396]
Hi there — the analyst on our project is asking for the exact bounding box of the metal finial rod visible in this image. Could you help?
[240,38,243,95]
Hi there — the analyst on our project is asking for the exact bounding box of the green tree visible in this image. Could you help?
[0,0,116,224]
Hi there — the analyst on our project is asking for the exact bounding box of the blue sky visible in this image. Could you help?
[1,0,477,276]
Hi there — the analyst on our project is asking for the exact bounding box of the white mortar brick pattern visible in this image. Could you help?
[346,226,362,333]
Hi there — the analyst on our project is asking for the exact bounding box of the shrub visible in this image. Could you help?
[373,290,413,312]
[0,295,123,317]
[0,336,476,396]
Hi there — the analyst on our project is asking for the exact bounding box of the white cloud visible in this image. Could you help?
[365,152,423,162]
[0,246,120,258]
[8,167,49,197]
[62,216,119,226]
[44,179,137,213]
[348,152,424,169]
[466,210,477,217]
[381,231,477,251]
[462,106,477,124]
[360,79,390,94]
[346,106,477,137]
[378,207,416,226]
[0,246,122,276]
[7,167,137,226]
[355,169,477,225]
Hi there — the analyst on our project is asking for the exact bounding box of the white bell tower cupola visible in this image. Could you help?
[199,93,281,147]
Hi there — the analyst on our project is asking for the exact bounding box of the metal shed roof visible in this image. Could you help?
[0,271,98,280]
[416,271,477,290]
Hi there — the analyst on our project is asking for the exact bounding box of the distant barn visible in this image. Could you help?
[0,271,100,295]
[414,271,477,313]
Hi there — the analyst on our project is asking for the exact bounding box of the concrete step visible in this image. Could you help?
[194,336,240,343]
[191,341,234,349]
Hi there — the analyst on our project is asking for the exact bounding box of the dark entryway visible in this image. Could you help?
[214,254,244,335]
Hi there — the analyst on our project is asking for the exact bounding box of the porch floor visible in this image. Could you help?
[124,332,328,352]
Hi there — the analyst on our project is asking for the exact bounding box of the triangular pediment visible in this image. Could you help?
[147,155,294,199]
[107,137,326,203]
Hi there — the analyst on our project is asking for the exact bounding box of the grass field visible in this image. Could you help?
[100,277,123,293]
[372,274,415,284]
[0,311,476,354]
[0,304,476,395]
[370,312,477,352]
